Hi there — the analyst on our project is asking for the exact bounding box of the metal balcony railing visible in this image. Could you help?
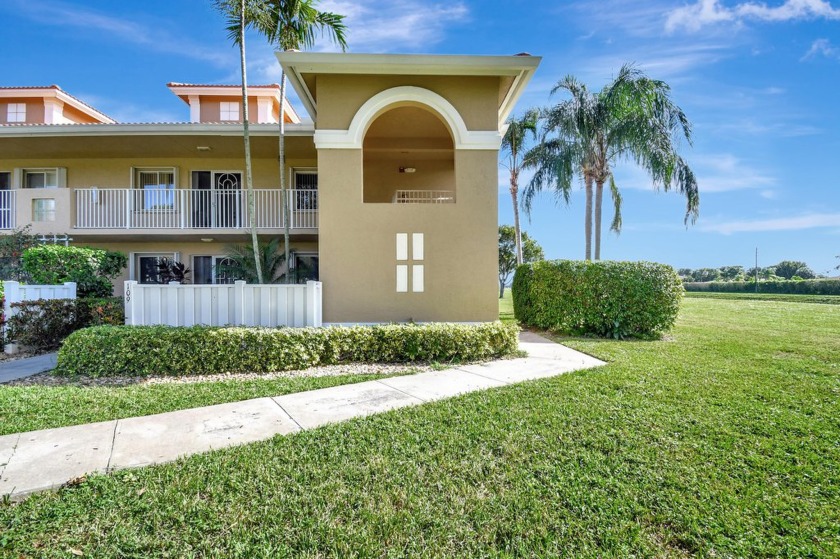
[393,190,456,204]
[0,190,15,229]
[74,188,318,230]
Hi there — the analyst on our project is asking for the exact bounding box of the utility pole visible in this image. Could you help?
[755,247,759,293]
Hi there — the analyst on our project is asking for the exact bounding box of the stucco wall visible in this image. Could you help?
[315,75,501,132]
[318,148,498,323]
[315,74,501,323]
[0,99,45,124]
[199,96,260,123]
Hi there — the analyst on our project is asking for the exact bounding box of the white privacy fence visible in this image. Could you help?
[2,281,77,354]
[75,188,318,229]
[124,280,322,328]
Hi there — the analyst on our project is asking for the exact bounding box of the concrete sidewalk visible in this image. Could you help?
[0,352,57,383]
[0,333,604,500]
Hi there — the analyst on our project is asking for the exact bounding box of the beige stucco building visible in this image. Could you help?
[0,52,540,323]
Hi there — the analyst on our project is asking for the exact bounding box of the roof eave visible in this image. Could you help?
[276,52,541,125]
[0,122,315,137]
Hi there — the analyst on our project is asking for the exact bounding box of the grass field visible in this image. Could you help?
[1,296,838,557]
[684,291,840,304]
[0,372,416,436]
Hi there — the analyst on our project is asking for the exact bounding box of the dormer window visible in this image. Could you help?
[7,103,26,123]
[220,101,239,121]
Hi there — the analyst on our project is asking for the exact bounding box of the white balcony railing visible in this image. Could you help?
[0,190,15,229]
[393,190,456,204]
[75,188,318,230]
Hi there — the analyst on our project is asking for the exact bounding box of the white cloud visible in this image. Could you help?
[700,212,840,234]
[666,0,840,33]
[318,1,469,52]
[692,153,777,192]
[802,38,840,59]
[12,0,229,66]
[710,118,821,137]
[564,43,730,86]
[562,1,675,38]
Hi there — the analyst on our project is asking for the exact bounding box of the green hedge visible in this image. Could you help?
[56,322,520,377]
[683,279,840,295]
[5,297,125,351]
[513,260,683,338]
[21,245,126,298]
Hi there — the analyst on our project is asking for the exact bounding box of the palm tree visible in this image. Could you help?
[501,108,539,265]
[254,0,347,282]
[217,238,288,283]
[523,64,699,260]
[215,0,270,282]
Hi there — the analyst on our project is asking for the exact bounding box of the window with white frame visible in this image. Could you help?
[293,169,318,211]
[32,199,56,222]
[135,168,175,210]
[193,255,236,284]
[220,101,239,121]
[6,103,25,123]
[23,169,59,189]
[134,253,177,284]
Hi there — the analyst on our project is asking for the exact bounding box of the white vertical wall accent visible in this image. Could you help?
[43,99,65,124]
[412,265,425,293]
[257,97,273,123]
[395,232,427,293]
[412,233,424,260]
[396,265,409,293]
[396,233,408,261]
[123,281,322,328]
[188,96,201,122]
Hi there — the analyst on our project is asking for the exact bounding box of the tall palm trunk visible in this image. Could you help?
[594,179,604,260]
[278,70,290,283]
[584,176,593,260]
[510,169,523,265]
[239,0,263,283]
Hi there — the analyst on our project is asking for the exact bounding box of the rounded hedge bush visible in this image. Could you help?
[56,322,520,377]
[512,260,683,338]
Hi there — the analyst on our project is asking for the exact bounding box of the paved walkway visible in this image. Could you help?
[0,333,604,500]
[0,352,57,383]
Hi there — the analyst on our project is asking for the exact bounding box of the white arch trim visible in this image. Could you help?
[312,86,501,150]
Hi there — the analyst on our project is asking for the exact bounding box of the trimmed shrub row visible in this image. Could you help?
[5,297,125,351]
[513,260,683,338]
[683,279,840,295]
[56,322,520,377]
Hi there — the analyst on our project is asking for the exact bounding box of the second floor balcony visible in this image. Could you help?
[74,188,318,231]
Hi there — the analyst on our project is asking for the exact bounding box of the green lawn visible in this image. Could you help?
[2,297,839,557]
[499,289,515,322]
[684,291,840,304]
[0,372,415,436]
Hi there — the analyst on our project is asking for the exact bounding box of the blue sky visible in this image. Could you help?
[1,0,838,274]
